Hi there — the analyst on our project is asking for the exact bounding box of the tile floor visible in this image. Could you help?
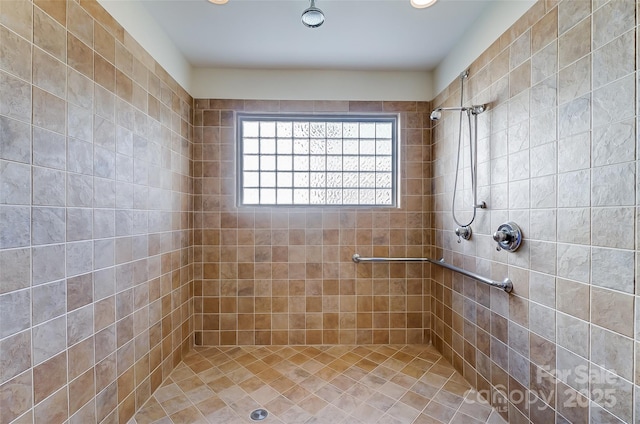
[131,344,506,424]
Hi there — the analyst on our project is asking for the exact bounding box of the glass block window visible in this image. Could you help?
[237,114,399,207]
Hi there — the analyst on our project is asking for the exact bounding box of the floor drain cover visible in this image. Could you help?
[250,409,268,421]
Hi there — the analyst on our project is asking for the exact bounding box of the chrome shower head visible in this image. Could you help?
[430,104,487,121]
[301,0,325,28]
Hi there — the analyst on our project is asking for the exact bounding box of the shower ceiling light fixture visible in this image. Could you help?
[207,0,228,4]
[301,0,325,28]
[411,0,437,8]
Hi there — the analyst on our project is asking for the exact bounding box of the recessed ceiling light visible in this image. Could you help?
[208,0,229,4]
[411,0,437,8]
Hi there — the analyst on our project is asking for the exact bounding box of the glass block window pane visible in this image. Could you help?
[238,114,398,207]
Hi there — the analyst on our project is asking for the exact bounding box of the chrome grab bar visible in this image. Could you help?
[351,253,513,293]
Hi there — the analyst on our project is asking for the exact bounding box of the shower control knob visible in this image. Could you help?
[493,222,522,252]
[493,230,510,243]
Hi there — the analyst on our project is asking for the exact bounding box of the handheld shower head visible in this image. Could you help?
[430,109,442,121]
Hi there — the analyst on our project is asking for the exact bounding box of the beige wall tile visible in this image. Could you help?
[0,371,32,423]
[33,6,66,62]
[0,70,31,123]
[193,101,429,347]
[592,0,636,49]
[0,25,31,82]
[557,0,590,35]
[531,6,557,53]
[430,4,638,421]
[0,0,33,42]
[0,1,192,422]
[0,329,31,384]
[2,0,638,423]
[33,351,66,404]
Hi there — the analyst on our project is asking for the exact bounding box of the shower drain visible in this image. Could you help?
[250,409,268,421]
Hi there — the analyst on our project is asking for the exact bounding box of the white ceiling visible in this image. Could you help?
[137,0,494,72]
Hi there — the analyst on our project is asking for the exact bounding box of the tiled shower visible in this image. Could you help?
[191,99,431,348]
[0,1,639,424]
[430,1,639,423]
[1,1,193,422]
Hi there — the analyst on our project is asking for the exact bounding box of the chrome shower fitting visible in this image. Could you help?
[301,0,325,28]
[493,222,523,252]
[455,226,472,243]
[470,104,486,115]
[429,104,487,121]
[432,70,488,243]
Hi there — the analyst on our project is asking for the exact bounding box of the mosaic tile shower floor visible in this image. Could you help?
[131,344,506,424]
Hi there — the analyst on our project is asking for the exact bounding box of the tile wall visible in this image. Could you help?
[4,0,639,423]
[429,0,639,423]
[192,100,431,347]
[0,0,193,423]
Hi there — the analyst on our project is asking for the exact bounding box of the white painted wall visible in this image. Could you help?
[97,0,534,101]
[97,0,193,92]
[191,68,434,101]
[433,0,536,95]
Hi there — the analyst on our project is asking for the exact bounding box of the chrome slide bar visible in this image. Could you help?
[351,254,513,293]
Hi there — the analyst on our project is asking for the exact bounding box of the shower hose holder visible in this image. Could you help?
[455,226,472,243]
